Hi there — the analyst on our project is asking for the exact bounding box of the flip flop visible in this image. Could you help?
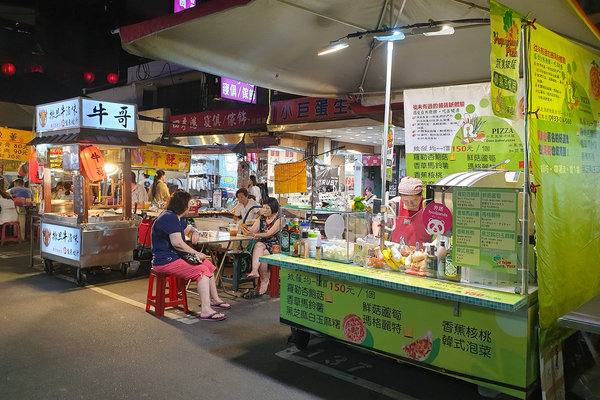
[242,290,262,300]
[198,312,227,321]
[210,302,231,310]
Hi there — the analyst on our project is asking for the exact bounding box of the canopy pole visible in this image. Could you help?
[380,40,393,250]
[520,22,530,295]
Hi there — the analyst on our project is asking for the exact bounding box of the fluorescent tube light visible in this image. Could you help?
[422,25,455,36]
[375,30,405,41]
[318,40,349,56]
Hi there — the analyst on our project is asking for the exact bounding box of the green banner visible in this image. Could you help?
[453,188,519,274]
[529,24,600,347]
[404,82,525,187]
[490,0,522,120]
[281,269,535,395]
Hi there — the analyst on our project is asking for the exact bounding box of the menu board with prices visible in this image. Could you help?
[453,187,519,274]
[0,128,33,162]
[274,161,307,194]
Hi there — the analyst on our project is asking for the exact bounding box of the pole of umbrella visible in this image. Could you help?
[380,40,394,250]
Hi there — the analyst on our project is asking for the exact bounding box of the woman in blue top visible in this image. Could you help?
[151,190,230,321]
[241,197,280,296]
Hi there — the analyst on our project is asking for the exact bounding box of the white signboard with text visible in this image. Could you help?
[36,97,136,133]
[41,223,81,261]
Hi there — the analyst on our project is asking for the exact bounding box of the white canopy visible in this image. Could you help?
[120,0,600,100]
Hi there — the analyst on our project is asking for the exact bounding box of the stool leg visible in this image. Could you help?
[146,273,155,312]
[155,274,166,318]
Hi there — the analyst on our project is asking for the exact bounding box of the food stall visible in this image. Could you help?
[263,168,538,399]
[32,97,145,286]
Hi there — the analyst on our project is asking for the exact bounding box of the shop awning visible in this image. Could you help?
[120,0,600,100]
[28,130,147,148]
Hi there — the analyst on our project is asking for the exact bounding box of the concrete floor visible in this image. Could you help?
[0,241,551,399]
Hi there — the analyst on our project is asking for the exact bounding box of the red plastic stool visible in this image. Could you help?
[146,268,188,318]
[1,221,22,246]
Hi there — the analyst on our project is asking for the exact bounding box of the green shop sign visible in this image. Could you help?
[281,269,534,395]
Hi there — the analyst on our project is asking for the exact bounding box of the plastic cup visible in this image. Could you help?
[229,224,238,236]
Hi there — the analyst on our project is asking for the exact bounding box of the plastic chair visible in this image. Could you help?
[1,221,22,245]
[146,269,188,318]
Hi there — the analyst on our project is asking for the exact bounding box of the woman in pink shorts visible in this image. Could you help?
[151,190,230,321]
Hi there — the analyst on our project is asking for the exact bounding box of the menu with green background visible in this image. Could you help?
[453,187,519,274]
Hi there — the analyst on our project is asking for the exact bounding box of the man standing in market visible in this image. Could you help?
[390,176,432,247]
[131,172,148,209]
[233,188,260,223]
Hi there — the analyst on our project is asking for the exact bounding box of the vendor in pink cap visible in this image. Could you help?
[390,176,432,248]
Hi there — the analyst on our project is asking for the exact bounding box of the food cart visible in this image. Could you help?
[263,168,538,399]
[32,97,145,286]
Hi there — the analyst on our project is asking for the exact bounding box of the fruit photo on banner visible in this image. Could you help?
[404,82,525,187]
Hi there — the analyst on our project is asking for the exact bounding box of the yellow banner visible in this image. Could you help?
[529,24,600,349]
[132,145,191,171]
[490,1,522,119]
[0,127,33,162]
[274,161,307,194]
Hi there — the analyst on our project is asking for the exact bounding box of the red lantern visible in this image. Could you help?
[80,145,106,182]
[29,151,42,183]
[106,72,118,84]
[83,71,95,83]
[2,63,16,75]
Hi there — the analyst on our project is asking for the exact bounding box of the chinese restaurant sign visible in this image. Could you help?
[528,24,600,339]
[280,269,531,395]
[36,97,136,133]
[271,98,353,124]
[221,77,256,104]
[490,0,522,119]
[41,222,81,261]
[0,127,33,162]
[132,145,191,172]
[453,187,519,274]
[174,0,196,13]
[404,82,525,186]
[170,105,267,134]
[274,161,307,194]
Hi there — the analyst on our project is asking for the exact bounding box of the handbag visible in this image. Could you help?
[178,251,202,265]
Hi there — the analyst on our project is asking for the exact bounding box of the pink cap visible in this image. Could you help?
[397,176,423,195]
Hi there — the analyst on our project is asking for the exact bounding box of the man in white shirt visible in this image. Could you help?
[233,188,260,223]
[131,172,148,209]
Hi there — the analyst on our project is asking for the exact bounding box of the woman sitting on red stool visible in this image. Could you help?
[151,190,230,321]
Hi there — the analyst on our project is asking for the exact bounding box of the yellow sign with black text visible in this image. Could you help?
[0,127,33,162]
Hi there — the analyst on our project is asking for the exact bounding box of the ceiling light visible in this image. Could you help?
[318,40,349,56]
[422,25,455,36]
[367,127,374,130]
[326,129,333,133]
[375,30,405,41]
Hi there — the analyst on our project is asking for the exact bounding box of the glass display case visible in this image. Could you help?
[279,206,369,263]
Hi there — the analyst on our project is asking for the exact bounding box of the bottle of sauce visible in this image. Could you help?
[426,245,437,278]
[290,219,300,254]
[444,237,460,282]
[315,231,322,260]
[281,221,291,254]
[300,231,309,258]
[436,240,447,280]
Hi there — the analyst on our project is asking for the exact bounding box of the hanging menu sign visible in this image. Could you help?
[453,187,519,274]
[274,161,307,194]
[0,127,33,162]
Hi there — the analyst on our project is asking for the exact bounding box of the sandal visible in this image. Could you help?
[210,301,231,310]
[198,312,227,321]
[242,290,262,300]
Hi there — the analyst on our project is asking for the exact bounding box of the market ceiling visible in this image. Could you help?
[120,0,600,101]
